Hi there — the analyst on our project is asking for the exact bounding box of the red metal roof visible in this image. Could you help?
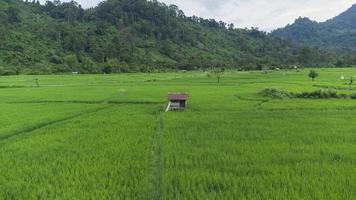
[168,93,189,100]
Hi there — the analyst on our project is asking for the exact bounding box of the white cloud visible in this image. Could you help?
[39,0,101,8]
[161,0,355,31]
[40,0,356,31]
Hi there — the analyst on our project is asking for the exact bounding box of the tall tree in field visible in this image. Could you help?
[308,70,318,81]
[212,67,225,84]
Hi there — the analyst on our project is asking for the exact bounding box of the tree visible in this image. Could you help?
[0,11,8,42]
[107,58,121,73]
[6,7,21,23]
[298,47,313,66]
[81,57,97,73]
[212,67,225,84]
[102,65,112,74]
[308,70,318,81]
[64,55,79,71]
[228,23,234,30]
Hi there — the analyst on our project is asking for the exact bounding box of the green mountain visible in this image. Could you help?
[0,0,341,74]
[272,4,356,52]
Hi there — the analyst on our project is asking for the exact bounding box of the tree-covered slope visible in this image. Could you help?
[272,4,356,52]
[0,0,342,74]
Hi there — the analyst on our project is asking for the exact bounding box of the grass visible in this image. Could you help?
[1,68,356,199]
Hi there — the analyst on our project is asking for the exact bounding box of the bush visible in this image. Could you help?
[261,88,346,99]
[295,90,340,99]
[0,67,17,76]
[64,55,78,71]
[260,88,291,99]
[102,65,112,74]
[350,93,356,99]
[49,55,64,64]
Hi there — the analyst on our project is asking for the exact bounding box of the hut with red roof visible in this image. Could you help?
[166,93,189,111]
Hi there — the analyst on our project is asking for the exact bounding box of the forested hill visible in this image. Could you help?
[0,0,342,74]
[272,4,356,52]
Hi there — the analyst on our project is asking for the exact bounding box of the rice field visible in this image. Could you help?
[1,68,356,199]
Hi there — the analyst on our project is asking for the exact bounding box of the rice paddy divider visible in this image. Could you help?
[0,105,111,142]
[5,100,165,105]
[149,110,164,200]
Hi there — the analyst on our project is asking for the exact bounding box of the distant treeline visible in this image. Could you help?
[0,0,352,75]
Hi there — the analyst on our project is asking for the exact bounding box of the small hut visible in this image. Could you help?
[166,93,189,112]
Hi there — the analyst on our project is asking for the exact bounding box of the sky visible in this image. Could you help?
[41,0,356,31]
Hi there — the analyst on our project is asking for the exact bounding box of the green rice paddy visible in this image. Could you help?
[1,68,356,199]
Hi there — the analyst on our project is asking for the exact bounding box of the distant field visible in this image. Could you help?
[1,69,356,199]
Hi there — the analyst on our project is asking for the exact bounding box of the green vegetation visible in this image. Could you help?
[260,88,293,99]
[261,88,349,99]
[308,70,319,81]
[212,67,225,84]
[1,69,356,199]
[0,0,347,74]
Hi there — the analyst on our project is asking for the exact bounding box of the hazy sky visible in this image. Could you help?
[41,0,356,31]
